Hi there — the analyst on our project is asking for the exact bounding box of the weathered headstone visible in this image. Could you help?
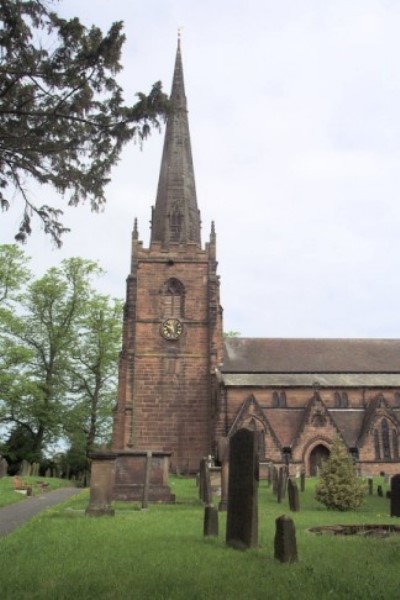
[19,459,30,477]
[274,515,298,563]
[390,474,400,517]
[267,463,273,488]
[277,467,287,503]
[217,437,229,512]
[203,505,219,537]
[384,474,391,486]
[368,478,373,495]
[141,451,152,509]
[287,478,300,512]
[300,471,305,492]
[0,457,8,478]
[199,457,212,505]
[226,429,259,550]
[86,451,115,517]
[377,485,383,497]
[272,466,279,495]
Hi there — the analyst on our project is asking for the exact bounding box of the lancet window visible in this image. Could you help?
[162,278,185,318]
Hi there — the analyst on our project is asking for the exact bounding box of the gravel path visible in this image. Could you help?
[0,487,82,537]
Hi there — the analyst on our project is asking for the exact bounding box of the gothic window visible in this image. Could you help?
[170,205,182,242]
[335,392,349,408]
[381,419,391,460]
[392,430,399,460]
[272,391,286,407]
[374,429,381,460]
[162,278,185,318]
[395,392,400,408]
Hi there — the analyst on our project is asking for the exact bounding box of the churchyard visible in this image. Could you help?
[0,473,399,599]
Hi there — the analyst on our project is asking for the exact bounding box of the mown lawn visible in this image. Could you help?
[0,476,399,599]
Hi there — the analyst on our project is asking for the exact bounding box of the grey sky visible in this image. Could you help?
[2,0,400,338]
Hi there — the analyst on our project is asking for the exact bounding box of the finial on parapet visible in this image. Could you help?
[133,217,139,240]
[210,221,216,243]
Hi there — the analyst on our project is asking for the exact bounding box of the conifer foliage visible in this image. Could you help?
[0,0,169,245]
[315,437,365,511]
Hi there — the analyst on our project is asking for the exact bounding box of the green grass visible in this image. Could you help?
[0,476,75,508]
[0,476,399,599]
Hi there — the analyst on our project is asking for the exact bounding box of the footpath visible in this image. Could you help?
[0,487,81,537]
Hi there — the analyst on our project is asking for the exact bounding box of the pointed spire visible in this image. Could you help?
[150,36,201,247]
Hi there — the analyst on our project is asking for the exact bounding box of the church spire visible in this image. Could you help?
[150,36,201,247]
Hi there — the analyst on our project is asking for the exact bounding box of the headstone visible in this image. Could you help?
[377,485,383,497]
[267,463,273,488]
[277,467,287,503]
[86,452,115,517]
[0,457,8,478]
[287,478,300,512]
[384,474,391,486]
[300,471,306,492]
[368,478,373,495]
[386,490,391,499]
[217,437,229,511]
[19,459,30,477]
[203,505,219,537]
[199,458,212,505]
[141,451,152,509]
[226,429,259,550]
[272,466,279,494]
[390,474,400,517]
[274,515,298,563]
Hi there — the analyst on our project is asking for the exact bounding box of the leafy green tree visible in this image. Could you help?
[0,0,169,245]
[315,437,365,511]
[1,256,101,455]
[66,293,122,467]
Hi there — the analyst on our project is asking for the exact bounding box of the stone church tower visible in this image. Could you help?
[112,39,223,473]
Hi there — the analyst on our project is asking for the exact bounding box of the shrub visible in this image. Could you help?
[315,437,365,511]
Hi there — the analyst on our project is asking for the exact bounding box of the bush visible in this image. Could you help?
[315,437,365,511]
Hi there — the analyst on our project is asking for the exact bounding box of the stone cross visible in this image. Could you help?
[226,428,259,550]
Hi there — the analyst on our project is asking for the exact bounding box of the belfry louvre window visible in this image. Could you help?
[162,278,185,318]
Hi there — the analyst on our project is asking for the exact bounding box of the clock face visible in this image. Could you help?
[161,318,183,340]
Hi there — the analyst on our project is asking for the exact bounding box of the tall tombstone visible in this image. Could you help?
[287,478,300,512]
[199,457,212,505]
[277,467,287,503]
[377,485,383,497]
[0,457,8,478]
[368,478,373,495]
[217,437,229,512]
[274,515,298,563]
[226,428,259,550]
[86,451,116,517]
[272,466,279,494]
[300,471,306,492]
[203,505,219,537]
[390,474,400,517]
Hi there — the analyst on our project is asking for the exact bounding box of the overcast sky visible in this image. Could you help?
[2,0,400,338]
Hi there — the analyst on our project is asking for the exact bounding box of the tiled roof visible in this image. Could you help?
[222,338,400,374]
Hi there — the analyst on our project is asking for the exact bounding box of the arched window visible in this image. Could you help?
[162,278,185,318]
[272,391,286,407]
[381,419,391,460]
[374,429,381,460]
[335,392,348,408]
[392,430,399,460]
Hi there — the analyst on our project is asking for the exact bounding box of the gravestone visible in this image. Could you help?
[384,474,391,486]
[267,463,273,488]
[272,466,279,494]
[0,457,8,478]
[368,478,373,495]
[19,459,30,477]
[86,451,115,517]
[287,478,300,512]
[300,471,305,492]
[390,474,400,517]
[204,505,219,537]
[226,429,259,550]
[199,457,212,505]
[217,437,229,511]
[274,515,298,563]
[277,467,287,503]
[141,451,152,509]
[377,485,383,497]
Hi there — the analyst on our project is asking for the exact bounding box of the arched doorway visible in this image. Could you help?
[309,444,330,476]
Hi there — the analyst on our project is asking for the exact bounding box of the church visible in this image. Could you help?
[111,39,400,479]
